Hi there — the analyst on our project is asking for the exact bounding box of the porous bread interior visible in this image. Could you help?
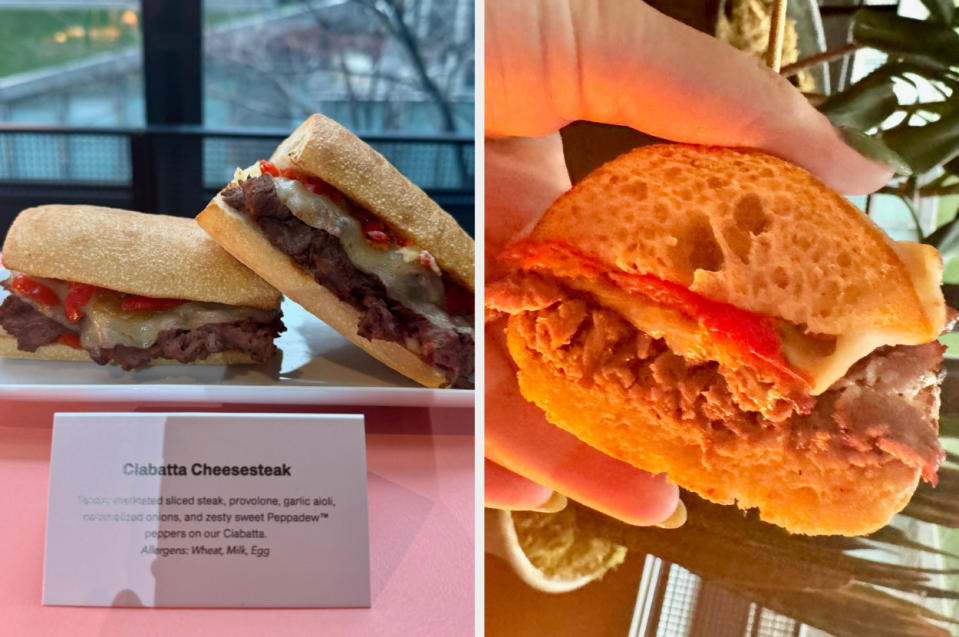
[0,330,256,365]
[269,113,475,290]
[1,205,281,310]
[506,319,920,536]
[196,197,447,387]
[531,144,942,341]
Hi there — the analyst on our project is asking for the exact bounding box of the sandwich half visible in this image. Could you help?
[486,144,949,536]
[197,114,475,388]
[0,205,284,369]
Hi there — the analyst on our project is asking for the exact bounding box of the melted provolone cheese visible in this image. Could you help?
[269,176,471,335]
[80,291,275,350]
[893,240,946,334]
[778,328,897,394]
[233,163,263,183]
[4,273,274,350]
[560,242,944,395]
[778,240,945,394]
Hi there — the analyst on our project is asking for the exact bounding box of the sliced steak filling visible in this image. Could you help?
[501,283,945,483]
[221,174,474,387]
[92,314,284,370]
[0,295,75,351]
[0,293,283,370]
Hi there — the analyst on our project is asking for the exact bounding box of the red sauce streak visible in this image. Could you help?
[501,240,810,388]
[120,296,186,312]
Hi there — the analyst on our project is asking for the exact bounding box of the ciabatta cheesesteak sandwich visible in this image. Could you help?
[0,205,284,369]
[197,114,474,388]
[486,144,949,536]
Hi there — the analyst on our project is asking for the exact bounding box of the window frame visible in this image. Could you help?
[0,0,475,234]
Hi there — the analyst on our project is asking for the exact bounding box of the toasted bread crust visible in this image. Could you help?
[196,197,447,387]
[531,144,943,341]
[0,330,257,365]
[506,320,920,536]
[269,114,474,290]
[2,205,281,310]
[498,144,940,535]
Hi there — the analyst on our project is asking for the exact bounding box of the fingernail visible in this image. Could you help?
[531,491,568,513]
[655,499,686,529]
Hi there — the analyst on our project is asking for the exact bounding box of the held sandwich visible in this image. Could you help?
[0,205,284,369]
[486,144,949,536]
[197,114,475,388]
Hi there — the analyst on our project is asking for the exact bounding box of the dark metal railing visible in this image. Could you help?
[0,123,473,143]
[0,124,475,235]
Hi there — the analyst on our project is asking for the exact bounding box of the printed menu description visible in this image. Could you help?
[44,413,370,608]
[75,492,337,559]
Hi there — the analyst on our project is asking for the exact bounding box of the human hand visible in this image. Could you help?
[484,0,895,526]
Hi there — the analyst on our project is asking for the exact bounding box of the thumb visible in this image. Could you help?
[485,0,892,195]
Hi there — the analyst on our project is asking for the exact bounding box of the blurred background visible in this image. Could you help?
[0,0,475,232]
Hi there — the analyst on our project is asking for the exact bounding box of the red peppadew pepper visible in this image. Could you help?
[259,159,344,202]
[11,274,59,306]
[362,220,391,249]
[419,250,438,272]
[121,296,186,312]
[56,334,82,349]
[282,167,344,202]
[258,159,280,177]
[502,240,810,389]
[260,158,409,246]
[64,282,99,322]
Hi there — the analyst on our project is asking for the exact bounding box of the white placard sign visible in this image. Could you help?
[43,413,370,608]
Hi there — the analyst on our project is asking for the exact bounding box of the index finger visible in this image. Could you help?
[485,0,893,195]
[486,321,680,526]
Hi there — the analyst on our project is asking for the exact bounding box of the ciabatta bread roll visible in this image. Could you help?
[3,205,280,309]
[487,144,948,536]
[198,114,474,387]
[0,205,283,369]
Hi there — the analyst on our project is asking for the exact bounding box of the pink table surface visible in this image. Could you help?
[0,401,474,636]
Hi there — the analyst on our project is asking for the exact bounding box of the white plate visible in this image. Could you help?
[0,293,474,408]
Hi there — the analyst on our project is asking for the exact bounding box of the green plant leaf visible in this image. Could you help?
[941,415,959,438]
[819,61,959,132]
[900,190,924,241]
[853,9,959,70]
[838,127,912,175]
[903,467,959,527]
[868,526,959,559]
[926,218,959,258]
[904,100,956,118]
[882,109,959,174]
[731,585,956,636]
[888,60,959,85]
[516,496,959,637]
[918,0,955,25]
[820,70,900,131]
[944,155,959,176]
